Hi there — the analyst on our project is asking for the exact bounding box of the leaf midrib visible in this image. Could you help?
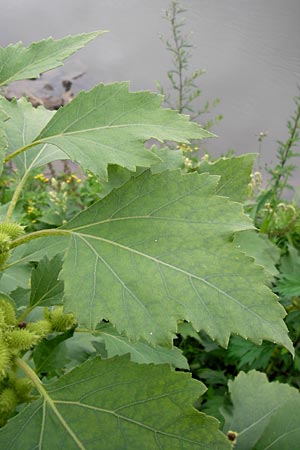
[37,122,200,141]
[54,400,211,448]
[73,231,272,325]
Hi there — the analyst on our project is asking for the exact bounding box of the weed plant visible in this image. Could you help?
[0,7,300,448]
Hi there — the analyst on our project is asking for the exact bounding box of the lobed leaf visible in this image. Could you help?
[198,154,257,203]
[0,357,230,449]
[32,82,212,180]
[56,170,292,352]
[223,370,300,449]
[0,32,104,86]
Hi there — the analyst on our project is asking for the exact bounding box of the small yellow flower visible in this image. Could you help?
[34,173,48,183]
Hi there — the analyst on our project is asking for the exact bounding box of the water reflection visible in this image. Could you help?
[0,0,299,183]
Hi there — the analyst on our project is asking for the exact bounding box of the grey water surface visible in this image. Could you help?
[0,0,300,186]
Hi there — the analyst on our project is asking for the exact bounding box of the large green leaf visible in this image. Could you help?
[0,357,230,449]
[198,154,256,203]
[56,170,292,352]
[0,97,66,174]
[0,32,103,86]
[30,82,212,180]
[222,370,300,449]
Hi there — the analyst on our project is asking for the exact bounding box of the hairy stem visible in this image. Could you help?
[5,171,31,222]
[4,141,41,164]
[10,228,70,249]
[5,143,54,221]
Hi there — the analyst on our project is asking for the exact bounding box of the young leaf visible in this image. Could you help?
[223,370,300,449]
[198,154,257,203]
[30,254,64,307]
[58,170,292,352]
[0,97,66,174]
[0,32,104,86]
[0,357,230,449]
[33,82,212,179]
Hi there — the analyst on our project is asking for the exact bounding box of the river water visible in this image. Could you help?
[0,0,300,186]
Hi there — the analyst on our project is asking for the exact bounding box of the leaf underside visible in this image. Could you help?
[0,357,230,450]
[34,82,212,180]
[0,97,66,174]
[0,32,103,86]
[52,170,293,352]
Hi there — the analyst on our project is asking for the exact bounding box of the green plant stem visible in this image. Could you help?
[170,3,184,112]
[5,142,58,221]
[17,305,39,323]
[4,141,41,164]
[5,171,31,222]
[10,228,70,249]
[271,101,300,202]
[15,357,86,450]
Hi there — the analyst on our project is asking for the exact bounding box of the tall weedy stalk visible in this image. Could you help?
[267,89,300,203]
[156,0,222,129]
[257,89,300,238]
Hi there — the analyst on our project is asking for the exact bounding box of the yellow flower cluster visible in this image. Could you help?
[33,173,49,183]
[177,143,199,154]
[66,174,82,184]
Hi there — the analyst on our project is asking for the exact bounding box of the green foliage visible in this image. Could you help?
[0,357,230,449]
[0,32,104,86]
[223,371,300,449]
[233,230,280,278]
[0,30,297,448]
[276,245,300,299]
[198,154,257,203]
[0,163,101,231]
[249,89,300,249]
